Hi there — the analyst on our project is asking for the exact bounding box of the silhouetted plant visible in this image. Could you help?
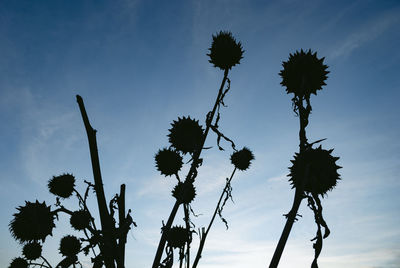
[269,49,341,268]
[152,31,254,268]
[8,97,136,268]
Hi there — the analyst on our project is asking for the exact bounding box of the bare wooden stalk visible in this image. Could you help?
[76,95,117,268]
[152,69,230,268]
[192,167,237,268]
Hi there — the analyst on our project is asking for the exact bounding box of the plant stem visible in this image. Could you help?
[40,256,52,268]
[183,204,191,268]
[269,96,310,268]
[192,167,236,268]
[268,188,303,268]
[76,95,117,268]
[152,69,230,268]
[117,184,127,268]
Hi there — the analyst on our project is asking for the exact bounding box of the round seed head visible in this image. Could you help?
[208,31,244,70]
[48,173,76,198]
[172,182,196,204]
[280,49,329,97]
[59,235,81,257]
[167,226,189,249]
[168,116,204,155]
[8,257,28,268]
[230,147,254,171]
[9,200,55,243]
[288,146,341,196]
[22,241,42,260]
[70,210,91,231]
[155,148,183,176]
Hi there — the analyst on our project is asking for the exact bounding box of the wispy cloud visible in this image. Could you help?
[329,9,400,60]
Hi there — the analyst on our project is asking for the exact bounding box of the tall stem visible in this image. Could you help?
[152,69,229,268]
[76,95,117,268]
[269,97,309,268]
[192,167,236,268]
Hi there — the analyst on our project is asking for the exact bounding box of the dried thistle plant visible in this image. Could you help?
[269,49,341,268]
[152,31,254,268]
[8,97,136,268]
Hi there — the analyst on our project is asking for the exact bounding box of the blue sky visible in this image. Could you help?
[1,0,399,267]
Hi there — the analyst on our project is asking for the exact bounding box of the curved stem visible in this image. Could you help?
[152,69,230,268]
[192,167,236,268]
[40,256,52,268]
[52,205,73,215]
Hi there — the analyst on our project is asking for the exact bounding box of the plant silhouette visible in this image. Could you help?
[152,31,254,268]
[7,33,344,268]
[268,49,341,268]
[8,96,136,268]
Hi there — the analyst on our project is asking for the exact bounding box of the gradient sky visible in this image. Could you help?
[1,0,399,267]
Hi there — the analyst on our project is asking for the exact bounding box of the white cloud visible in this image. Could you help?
[329,9,400,59]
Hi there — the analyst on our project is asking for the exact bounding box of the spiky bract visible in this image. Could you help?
[48,173,76,198]
[9,200,55,243]
[59,235,81,257]
[168,117,204,154]
[208,31,244,70]
[70,210,91,231]
[172,182,196,204]
[22,241,42,260]
[230,147,254,171]
[8,257,28,268]
[155,148,183,176]
[288,146,341,195]
[280,49,329,97]
[167,226,189,249]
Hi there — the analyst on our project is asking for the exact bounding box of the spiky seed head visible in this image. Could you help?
[22,241,42,260]
[230,147,254,171]
[8,257,28,268]
[168,116,204,155]
[167,226,189,249]
[172,182,196,204]
[9,200,55,243]
[59,235,81,257]
[48,173,76,198]
[155,148,183,176]
[70,210,91,231]
[288,146,341,196]
[280,49,329,97]
[208,31,244,70]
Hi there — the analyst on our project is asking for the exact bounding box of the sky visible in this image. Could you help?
[0,0,399,267]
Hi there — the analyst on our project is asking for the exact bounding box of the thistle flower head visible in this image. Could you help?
[8,257,28,268]
[22,241,42,260]
[172,182,196,204]
[288,146,341,196]
[167,226,189,249]
[70,210,91,231]
[48,173,76,198]
[208,31,244,70]
[9,200,55,243]
[168,116,204,155]
[230,147,254,171]
[155,148,183,176]
[280,49,329,98]
[59,235,81,257]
